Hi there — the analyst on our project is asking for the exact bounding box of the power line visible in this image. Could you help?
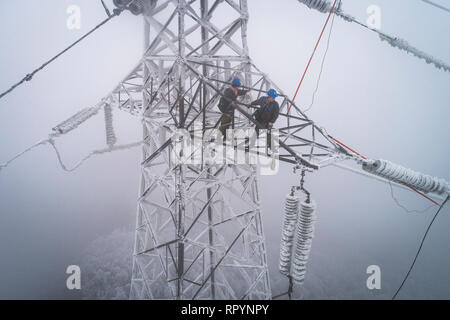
[0,7,124,101]
[421,0,450,13]
[392,195,449,299]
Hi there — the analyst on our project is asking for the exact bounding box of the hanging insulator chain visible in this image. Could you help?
[292,200,317,284]
[104,104,117,147]
[363,159,449,195]
[52,106,100,134]
[297,0,338,13]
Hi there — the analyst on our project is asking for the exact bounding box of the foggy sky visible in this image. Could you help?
[0,0,449,299]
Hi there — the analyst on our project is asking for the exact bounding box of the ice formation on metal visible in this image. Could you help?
[292,200,316,284]
[279,194,300,276]
[363,159,449,195]
[52,106,100,134]
[297,0,450,74]
[297,0,335,13]
[104,104,117,147]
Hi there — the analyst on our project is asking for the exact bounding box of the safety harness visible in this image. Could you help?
[218,86,239,113]
[255,97,275,124]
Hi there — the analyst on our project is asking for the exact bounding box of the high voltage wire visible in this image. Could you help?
[421,0,450,13]
[0,7,125,101]
[297,0,450,74]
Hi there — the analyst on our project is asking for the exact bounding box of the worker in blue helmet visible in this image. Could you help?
[251,88,280,129]
[218,77,249,138]
[250,89,280,149]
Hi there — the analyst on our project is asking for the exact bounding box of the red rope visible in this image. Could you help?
[287,0,338,114]
[331,137,367,160]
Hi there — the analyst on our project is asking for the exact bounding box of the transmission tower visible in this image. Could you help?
[126,0,276,300]
[108,0,345,300]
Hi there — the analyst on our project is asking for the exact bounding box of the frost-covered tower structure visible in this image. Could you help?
[117,0,343,300]
[127,0,275,300]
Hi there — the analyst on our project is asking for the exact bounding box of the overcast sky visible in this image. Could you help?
[0,0,449,299]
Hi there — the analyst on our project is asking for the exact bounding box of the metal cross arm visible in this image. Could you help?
[183,61,320,169]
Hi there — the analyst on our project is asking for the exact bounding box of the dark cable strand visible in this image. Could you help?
[0,8,124,101]
[101,0,112,17]
[392,195,449,299]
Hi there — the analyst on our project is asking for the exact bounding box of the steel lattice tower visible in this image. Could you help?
[108,0,344,300]
[99,0,346,300]
[128,0,274,300]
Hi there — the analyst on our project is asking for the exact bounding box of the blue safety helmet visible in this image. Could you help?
[231,78,242,87]
[268,89,278,98]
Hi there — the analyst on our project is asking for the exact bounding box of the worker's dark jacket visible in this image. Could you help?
[251,96,280,127]
[218,86,248,113]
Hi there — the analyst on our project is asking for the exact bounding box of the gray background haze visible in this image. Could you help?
[0,0,449,299]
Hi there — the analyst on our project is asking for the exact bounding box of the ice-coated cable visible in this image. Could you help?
[297,0,337,13]
[53,106,101,134]
[297,0,450,73]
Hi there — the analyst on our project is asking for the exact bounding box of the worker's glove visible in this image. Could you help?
[245,92,252,100]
